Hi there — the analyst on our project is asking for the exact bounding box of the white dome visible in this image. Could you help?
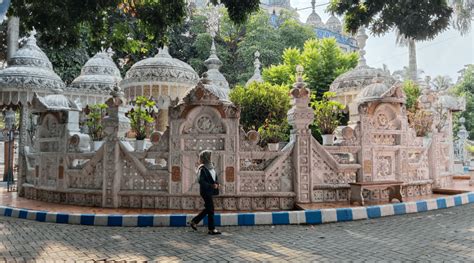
[121,47,199,88]
[326,15,342,33]
[70,51,122,93]
[306,11,324,28]
[355,79,404,104]
[0,33,65,92]
[330,65,395,93]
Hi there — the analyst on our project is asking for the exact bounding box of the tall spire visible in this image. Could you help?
[356,27,368,67]
[246,51,263,87]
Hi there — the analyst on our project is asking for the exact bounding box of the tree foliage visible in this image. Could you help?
[169,9,314,87]
[453,64,474,139]
[229,82,290,131]
[263,38,358,98]
[311,91,345,134]
[328,0,453,41]
[402,80,421,112]
[9,0,260,50]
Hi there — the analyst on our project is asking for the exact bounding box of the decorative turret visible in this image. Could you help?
[326,15,342,33]
[203,40,230,94]
[245,51,264,87]
[203,4,230,97]
[306,0,324,28]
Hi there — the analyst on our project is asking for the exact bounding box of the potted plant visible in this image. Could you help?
[127,96,156,151]
[311,92,345,146]
[258,119,289,151]
[408,110,434,138]
[84,103,107,151]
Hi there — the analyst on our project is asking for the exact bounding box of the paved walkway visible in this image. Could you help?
[0,203,473,262]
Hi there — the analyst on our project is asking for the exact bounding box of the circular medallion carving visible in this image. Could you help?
[196,115,215,133]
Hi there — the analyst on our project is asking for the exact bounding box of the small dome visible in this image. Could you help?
[326,15,342,32]
[330,65,395,93]
[70,51,122,93]
[355,78,404,104]
[306,11,324,28]
[0,32,65,91]
[32,90,80,112]
[121,47,199,88]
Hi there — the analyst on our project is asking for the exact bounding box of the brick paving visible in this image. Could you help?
[0,204,473,262]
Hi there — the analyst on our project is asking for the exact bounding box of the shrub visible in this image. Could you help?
[408,110,434,137]
[258,119,290,144]
[230,82,290,131]
[84,103,107,141]
[311,91,345,134]
[127,96,156,140]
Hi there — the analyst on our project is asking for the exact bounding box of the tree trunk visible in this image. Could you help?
[408,38,417,82]
[7,16,20,63]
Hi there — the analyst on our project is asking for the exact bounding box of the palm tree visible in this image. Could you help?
[450,0,474,35]
[394,1,472,83]
[431,75,453,91]
[392,66,425,82]
[395,30,418,82]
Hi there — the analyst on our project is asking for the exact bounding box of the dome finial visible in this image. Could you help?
[253,50,261,74]
[26,27,38,45]
[245,50,263,87]
[156,45,172,58]
[356,27,368,67]
[311,0,316,12]
[296,65,304,83]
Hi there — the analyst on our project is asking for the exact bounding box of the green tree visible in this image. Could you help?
[263,38,358,98]
[453,64,474,139]
[9,0,260,49]
[328,0,453,41]
[229,82,290,131]
[403,80,421,112]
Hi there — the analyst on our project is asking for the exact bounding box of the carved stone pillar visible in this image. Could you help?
[17,105,29,196]
[101,86,130,207]
[7,17,20,62]
[287,66,314,203]
[156,109,168,132]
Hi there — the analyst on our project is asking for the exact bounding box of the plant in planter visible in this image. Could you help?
[127,96,156,150]
[258,118,289,151]
[408,110,434,137]
[84,103,107,150]
[311,91,345,145]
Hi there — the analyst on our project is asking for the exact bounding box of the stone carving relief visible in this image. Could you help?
[370,104,401,130]
[239,129,264,151]
[69,160,103,189]
[374,152,395,181]
[121,158,168,191]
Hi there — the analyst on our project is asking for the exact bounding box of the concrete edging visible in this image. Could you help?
[1,192,473,227]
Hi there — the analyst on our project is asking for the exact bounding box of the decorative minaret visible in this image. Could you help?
[245,51,263,87]
[203,4,230,95]
[355,27,368,68]
[347,27,369,124]
[287,65,315,203]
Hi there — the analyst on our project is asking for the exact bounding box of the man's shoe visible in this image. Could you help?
[189,221,197,231]
[208,229,222,235]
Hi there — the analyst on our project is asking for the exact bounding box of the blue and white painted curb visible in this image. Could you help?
[1,192,473,227]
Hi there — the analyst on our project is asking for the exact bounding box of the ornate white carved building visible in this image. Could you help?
[120,46,199,131]
[69,50,122,106]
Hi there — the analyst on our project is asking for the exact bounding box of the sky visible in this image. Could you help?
[291,0,474,81]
